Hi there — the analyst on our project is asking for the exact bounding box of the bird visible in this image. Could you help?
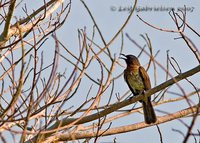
[120,54,157,124]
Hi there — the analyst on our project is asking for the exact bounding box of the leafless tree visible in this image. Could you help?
[0,0,199,143]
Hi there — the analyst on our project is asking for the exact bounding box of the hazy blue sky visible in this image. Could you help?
[57,1,200,142]
[10,0,200,142]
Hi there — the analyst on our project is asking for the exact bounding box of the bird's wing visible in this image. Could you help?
[139,66,151,90]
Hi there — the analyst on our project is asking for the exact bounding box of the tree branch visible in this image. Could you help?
[48,104,200,141]
[26,64,200,143]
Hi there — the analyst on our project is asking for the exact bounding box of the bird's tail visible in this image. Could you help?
[142,97,157,124]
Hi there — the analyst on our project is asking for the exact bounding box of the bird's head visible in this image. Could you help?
[120,54,140,66]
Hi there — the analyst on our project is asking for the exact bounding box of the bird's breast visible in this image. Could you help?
[124,69,144,91]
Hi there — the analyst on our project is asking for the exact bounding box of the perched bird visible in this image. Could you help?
[120,54,157,124]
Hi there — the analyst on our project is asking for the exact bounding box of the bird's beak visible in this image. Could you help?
[119,53,127,60]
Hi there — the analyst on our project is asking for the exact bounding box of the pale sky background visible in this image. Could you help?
[7,0,200,143]
[57,1,200,142]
